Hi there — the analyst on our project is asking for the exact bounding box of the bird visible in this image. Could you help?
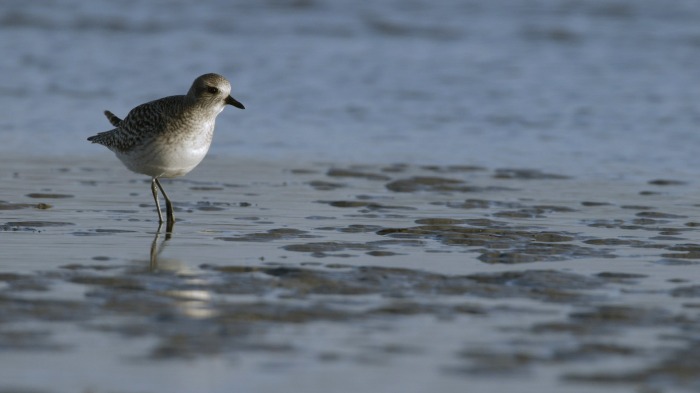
[87,73,245,226]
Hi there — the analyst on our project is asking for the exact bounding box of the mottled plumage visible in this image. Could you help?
[88,73,245,225]
[104,110,122,127]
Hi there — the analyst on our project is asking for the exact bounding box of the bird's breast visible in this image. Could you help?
[117,120,216,178]
[159,121,215,176]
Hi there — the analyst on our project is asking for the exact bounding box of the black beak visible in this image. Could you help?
[225,95,245,109]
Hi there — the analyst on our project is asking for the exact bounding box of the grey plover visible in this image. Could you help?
[87,73,245,225]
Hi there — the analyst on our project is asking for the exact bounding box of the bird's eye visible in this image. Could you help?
[207,86,219,94]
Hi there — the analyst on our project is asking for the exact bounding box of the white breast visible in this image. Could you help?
[117,121,216,178]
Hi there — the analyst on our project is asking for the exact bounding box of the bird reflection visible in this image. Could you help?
[149,220,174,270]
[144,221,218,319]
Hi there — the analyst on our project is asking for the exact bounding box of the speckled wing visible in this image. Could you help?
[88,98,172,153]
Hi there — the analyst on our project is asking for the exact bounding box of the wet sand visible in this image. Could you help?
[2,154,700,392]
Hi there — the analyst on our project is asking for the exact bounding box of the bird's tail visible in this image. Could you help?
[87,130,114,145]
[104,110,122,127]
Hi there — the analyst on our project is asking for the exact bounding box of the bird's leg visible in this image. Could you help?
[165,218,174,239]
[151,178,164,223]
[154,178,175,225]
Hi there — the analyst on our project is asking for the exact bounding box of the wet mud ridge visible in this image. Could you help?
[2,158,700,392]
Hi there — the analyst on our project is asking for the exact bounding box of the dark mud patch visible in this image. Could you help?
[595,272,648,283]
[71,228,138,236]
[307,180,346,190]
[414,218,470,225]
[414,218,509,228]
[282,241,375,257]
[375,164,407,175]
[655,258,700,266]
[661,244,700,260]
[492,204,577,218]
[326,168,391,181]
[25,193,73,199]
[194,201,238,211]
[5,221,74,228]
[636,211,687,219]
[647,179,687,186]
[385,176,498,193]
[377,225,610,263]
[419,165,486,173]
[453,342,638,376]
[317,224,385,233]
[189,186,225,191]
[59,264,123,271]
[445,199,523,210]
[569,305,679,326]
[289,168,319,175]
[378,225,575,244]
[217,228,316,242]
[620,205,654,210]
[583,238,647,246]
[319,200,415,211]
[476,243,613,264]
[522,26,581,43]
[0,202,51,210]
[584,218,695,234]
[466,270,604,290]
[365,250,400,257]
[202,265,603,303]
[282,240,424,258]
[493,169,570,180]
[0,225,37,233]
[580,201,612,207]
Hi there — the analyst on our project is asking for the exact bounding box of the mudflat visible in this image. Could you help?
[1,154,699,393]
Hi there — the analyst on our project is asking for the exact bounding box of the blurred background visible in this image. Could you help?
[1,0,700,179]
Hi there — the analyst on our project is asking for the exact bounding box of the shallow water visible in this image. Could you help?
[2,0,700,178]
[2,0,700,392]
[2,156,700,392]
